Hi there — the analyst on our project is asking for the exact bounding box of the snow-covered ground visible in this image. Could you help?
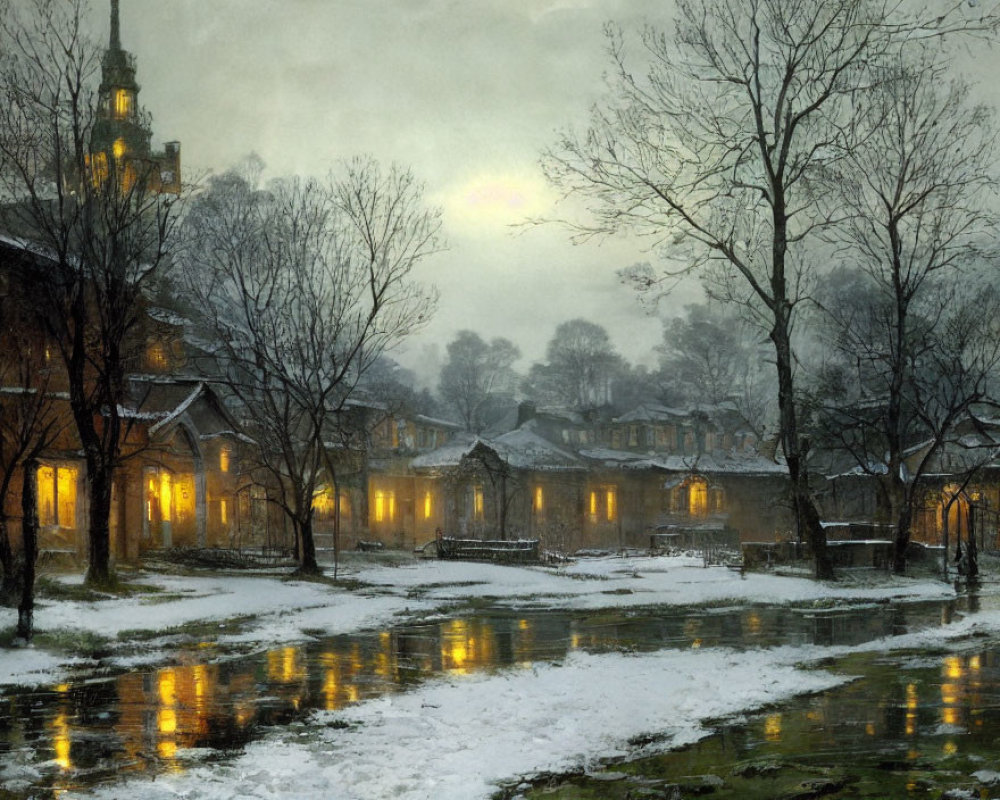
[0,555,958,689]
[1,555,997,800]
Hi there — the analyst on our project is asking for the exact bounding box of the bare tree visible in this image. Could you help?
[525,319,623,410]
[181,159,440,575]
[542,0,998,578]
[819,53,998,572]
[439,330,520,434]
[0,273,63,631]
[0,0,181,585]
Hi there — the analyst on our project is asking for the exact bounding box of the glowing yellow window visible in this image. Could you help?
[589,490,597,519]
[160,472,172,522]
[146,340,169,371]
[606,488,617,522]
[114,88,132,119]
[112,137,126,160]
[534,486,544,513]
[423,491,432,519]
[473,486,484,520]
[220,499,228,525]
[374,490,395,523]
[37,465,78,527]
[689,479,708,516]
[219,447,230,473]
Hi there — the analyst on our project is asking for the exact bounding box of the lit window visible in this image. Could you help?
[423,491,432,519]
[374,490,395,523]
[113,88,132,119]
[534,486,544,514]
[112,137,126,160]
[160,472,172,522]
[37,465,78,527]
[88,151,109,186]
[146,340,169,371]
[220,499,228,525]
[689,478,708,516]
[589,490,597,519]
[219,447,230,473]
[606,488,617,522]
[473,486,484,520]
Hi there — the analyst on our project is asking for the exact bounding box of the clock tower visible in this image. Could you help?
[89,0,180,193]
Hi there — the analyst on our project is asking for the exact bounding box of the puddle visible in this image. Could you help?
[0,593,992,798]
[522,648,1000,799]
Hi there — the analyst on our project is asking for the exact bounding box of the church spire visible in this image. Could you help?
[110,0,121,51]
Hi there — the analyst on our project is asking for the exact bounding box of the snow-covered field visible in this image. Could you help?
[1,555,992,800]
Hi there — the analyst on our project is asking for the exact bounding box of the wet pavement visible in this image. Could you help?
[0,593,995,798]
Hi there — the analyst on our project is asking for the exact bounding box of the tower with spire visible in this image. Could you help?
[89,0,180,193]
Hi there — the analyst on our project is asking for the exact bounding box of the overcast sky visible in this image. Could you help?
[94,0,706,379]
[95,1,996,382]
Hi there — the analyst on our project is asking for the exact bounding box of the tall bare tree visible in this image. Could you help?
[543,0,998,578]
[817,53,998,573]
[181,159,440,575]
[0,0,180,585]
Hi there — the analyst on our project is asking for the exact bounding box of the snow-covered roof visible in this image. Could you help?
[413,414,462,430]
[492,428,583,471]
[410,435,483,469]
[631,450,787,476]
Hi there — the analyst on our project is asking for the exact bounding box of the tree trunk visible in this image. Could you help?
[892,501,912,575]
[17,459,38,641]
[298,512,320,575]
[0,516,17,605]
[771,312,834,579]
[85,458,114,586]
[332,473,340,581]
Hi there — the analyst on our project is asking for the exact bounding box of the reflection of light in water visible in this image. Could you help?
[518,619,529,630]
[346,685,359,703]
[268,646,304,683]
[158,708,177,734]
[941,683,959,706]
[159,669,176,706]
[375,632,394,680]
[324,669,339,710]
[158,739,177,760]
[193,664,208,715]
[970,655,981,671]
[156,668,180,768]
[905,683,917,736]
[865,722,876,736]
[943,740,957,755]
[52,711,72,770]
[944,656,963,680]
[763,713,781,741]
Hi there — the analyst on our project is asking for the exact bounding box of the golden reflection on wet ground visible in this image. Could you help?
[1,595,995,799]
